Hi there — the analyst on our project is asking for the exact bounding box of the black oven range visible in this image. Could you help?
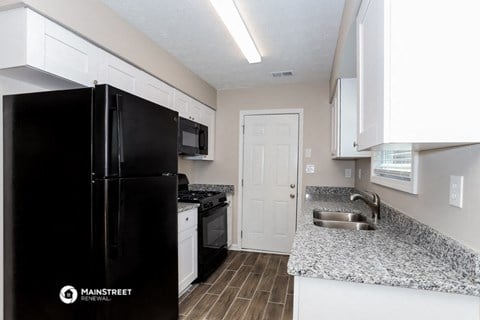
[178,174,228,282]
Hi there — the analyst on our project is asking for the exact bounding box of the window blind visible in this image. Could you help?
[373,150,412,181]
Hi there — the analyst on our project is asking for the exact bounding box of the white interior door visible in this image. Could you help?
[242,114,299,253]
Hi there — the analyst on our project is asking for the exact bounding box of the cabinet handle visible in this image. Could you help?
[353,141,358,147]
[290,194,295,199]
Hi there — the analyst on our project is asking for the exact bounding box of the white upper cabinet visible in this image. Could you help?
[43,19,101,87]
[97,51,139,94]
[173,90,189,119]
[357,0,480,151]
[331,78,370,159]
[201,106,215,160]
[174,89,205,123]
[188,99,203,124]
[136,73,174,109]
[0,8,99,87]
[0,7,216,160]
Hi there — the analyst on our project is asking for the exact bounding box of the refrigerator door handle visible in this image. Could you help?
[107,180,121,260]
[115,94,125,174]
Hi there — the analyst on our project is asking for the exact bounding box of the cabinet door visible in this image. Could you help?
[330,95,339,158]
[173,90,189,119]
[357,0,385,150]
[97,52,139,94]
[188,100,203,123]
[137,73,174,109]
[43,19,100,87]
[178,227,198,295]
[227,195,233,247]
[203,107,215,160]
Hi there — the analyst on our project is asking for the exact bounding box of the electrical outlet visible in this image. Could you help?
[345,168,352,178]
[449,175,464,208]
[305,164,315,174]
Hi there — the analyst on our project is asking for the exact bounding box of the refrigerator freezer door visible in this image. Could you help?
[93,176,178,320]
[93,85,178,178]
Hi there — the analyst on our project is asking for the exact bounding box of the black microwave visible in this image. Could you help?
[178,117,208,156]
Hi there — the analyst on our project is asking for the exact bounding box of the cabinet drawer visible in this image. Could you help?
[178,208,197,233]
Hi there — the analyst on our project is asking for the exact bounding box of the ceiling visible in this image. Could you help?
[100,0,345,90]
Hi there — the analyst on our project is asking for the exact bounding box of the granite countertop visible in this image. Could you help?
[189,184,234,195]
[178,202,199,213]
[287,188,480,297]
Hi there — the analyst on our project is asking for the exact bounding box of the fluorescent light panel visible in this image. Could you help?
[209,0,261,64]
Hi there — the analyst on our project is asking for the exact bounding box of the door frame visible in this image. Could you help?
[237,109,304,251]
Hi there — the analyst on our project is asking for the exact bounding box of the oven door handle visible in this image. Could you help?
[201,202,229,218]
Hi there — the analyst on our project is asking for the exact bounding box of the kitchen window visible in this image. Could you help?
[371,144,419,194]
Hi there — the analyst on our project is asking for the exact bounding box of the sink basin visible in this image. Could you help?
[313,210,366,222]
[313,218,376,231]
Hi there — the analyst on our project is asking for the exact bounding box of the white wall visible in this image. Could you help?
[188,82,355,245]
[356,144,480,253]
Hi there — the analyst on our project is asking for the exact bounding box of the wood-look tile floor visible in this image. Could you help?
[179,251,294,320]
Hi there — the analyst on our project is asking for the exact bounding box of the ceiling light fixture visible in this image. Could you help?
[209,0,261,64]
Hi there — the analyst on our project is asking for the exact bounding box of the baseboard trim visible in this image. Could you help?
[228,244,290,255]
[228,244,241,251]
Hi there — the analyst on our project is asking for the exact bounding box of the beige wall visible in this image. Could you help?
[187,82,355,245]
[356,144,480,253]
[0,0,217,107]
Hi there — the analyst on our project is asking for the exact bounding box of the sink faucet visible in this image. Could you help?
[350,192,381,224]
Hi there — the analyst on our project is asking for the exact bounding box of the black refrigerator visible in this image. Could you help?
[3,85,179,320]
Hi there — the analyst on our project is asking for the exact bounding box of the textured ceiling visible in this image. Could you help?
[100,0,345,90]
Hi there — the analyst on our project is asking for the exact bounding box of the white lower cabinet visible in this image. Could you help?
[294,276,480,320]
[226,194,233,247]
[178,208,198,295]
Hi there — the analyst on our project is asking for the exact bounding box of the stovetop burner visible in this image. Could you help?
[177,173,227,211]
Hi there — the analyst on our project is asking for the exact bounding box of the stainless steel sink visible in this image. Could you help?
[313,210,366,222]
[313,218,376,231]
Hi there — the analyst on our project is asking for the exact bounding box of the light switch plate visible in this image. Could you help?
[449,175,464,208]
[305,164,315,174]
[305,148,312,158]
[358,168,362,180]
[345,168,352,178]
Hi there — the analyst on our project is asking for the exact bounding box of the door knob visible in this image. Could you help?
[290,184,295,189]
[290,194,295,199]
